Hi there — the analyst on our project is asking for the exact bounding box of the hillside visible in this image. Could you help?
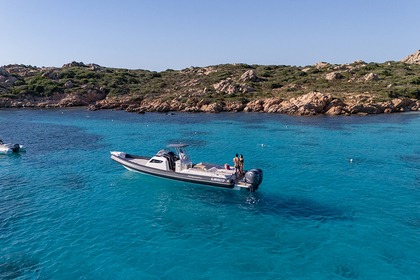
[1,51,419,115]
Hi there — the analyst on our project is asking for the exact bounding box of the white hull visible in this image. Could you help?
[111,146,263,192]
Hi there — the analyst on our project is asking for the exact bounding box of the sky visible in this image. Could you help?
[1,0,419,71]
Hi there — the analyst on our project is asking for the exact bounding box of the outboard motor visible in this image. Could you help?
[12,144,20,153]
[244,168,263,192]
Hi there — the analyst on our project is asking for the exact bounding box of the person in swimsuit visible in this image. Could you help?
[239,154,244,175]
[233,154,240,176]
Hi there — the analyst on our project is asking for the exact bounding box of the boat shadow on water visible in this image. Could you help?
[243,192,352,222]
[180,186,352,222]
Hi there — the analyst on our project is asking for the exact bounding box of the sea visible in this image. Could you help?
[0,108,419,279]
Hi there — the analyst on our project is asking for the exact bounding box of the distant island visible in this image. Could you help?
[1,50,419,116]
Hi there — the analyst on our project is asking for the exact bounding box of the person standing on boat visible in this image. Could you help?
[179,149,187,162]
[239,154,244,175]
[233,154,240,176]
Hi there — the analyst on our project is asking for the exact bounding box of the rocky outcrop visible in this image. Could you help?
[325,99,347,115]
[223,101,246,112]
[58,90,106,107]
[243,99,264,112]
[288,92,333,115]
[239,69,264,82]
[213,78,255,94]
[240,93,419,115]
[63,61,86,68]
[0,69,18,87]
[401,50,420,64]
[196,67,217,75]
[213,78,238,94]
[325,72,343,80]
[243,92,333,115]
[3,88,418,116]
[364,73,379,81]
[200,102,223,113]
[0,67,8,76]
[314,62,330,69]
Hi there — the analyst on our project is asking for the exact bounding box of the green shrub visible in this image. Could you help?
[409,77,420,85]
[61,70,76,79]
[388,88,420,99]
[271,83,283,89]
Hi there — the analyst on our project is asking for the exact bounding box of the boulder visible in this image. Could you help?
[288,92,333,115]
[0,75,17,87]
[244,99,264,112]
[63,61,86,68]
[325,72,343,80]
[223,101,246,112]
[263,98,283,112]
[200,102,223,113]
[145,99,170,112]
[346,104,383,115]
[412,100,420,111]
[314,62,330,69]
[170,99,185,111]
[184,106,200,112]
[390,98,416,111]
[64,80,74,88]
[87,63,101,70]
[364,73,379,81]
[58,95,88,107]
[0,67,18,87]
[239,69,263,82]
[196,67,217,75]
[353,60,366,64]
[325,99,347,115]
[276,100,297,115]
[333,64,351,70]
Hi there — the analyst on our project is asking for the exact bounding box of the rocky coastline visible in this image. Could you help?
[1,92,418,116]
[1,51,419,116]
[90,92,420,116]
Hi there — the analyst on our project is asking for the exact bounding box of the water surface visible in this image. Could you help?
[1,109,419,279]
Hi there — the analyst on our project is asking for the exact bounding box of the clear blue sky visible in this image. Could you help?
[1,0,419,71]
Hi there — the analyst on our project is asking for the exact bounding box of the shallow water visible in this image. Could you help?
[1,109,419,279]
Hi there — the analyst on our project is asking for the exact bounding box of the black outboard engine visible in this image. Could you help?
[244,168,263,192]
[12,144,20,153]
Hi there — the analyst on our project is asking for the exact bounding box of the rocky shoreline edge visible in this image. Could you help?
[1,91,419,116]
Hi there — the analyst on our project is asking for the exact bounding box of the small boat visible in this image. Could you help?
[111,144,263,191]
[0,140,25,154]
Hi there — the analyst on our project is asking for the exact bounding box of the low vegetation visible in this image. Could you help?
[1,60,419,104]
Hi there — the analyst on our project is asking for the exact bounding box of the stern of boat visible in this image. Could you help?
[235,168,263,192]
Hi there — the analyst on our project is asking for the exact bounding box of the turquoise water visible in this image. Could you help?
[1,109,419,279]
